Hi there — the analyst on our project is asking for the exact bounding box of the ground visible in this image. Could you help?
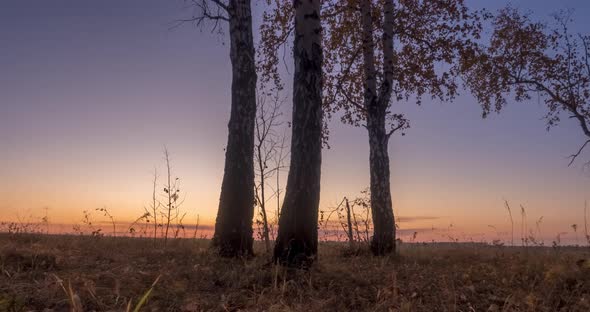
[0,234,589,311]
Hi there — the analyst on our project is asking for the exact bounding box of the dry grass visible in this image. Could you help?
[0,234,589,311]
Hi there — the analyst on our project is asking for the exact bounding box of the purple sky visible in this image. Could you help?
[0,0,589,243]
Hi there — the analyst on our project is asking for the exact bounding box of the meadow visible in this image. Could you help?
[0,233,589,311]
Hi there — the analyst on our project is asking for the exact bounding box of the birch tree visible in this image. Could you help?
[261,0,481,255]
[185,0,258,257]
[272,0,323,267]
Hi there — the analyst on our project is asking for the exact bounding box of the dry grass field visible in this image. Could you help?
[0,233,589,311]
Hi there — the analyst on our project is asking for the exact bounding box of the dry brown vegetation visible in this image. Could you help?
[0,233,589,311]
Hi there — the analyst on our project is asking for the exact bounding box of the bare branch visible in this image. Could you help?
[206,0,229,12]
[173,0,230,32]
[568,139,590,166]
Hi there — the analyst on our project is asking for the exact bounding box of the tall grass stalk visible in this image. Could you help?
[504,200,514,246]
[127,275,161,312]
[585,201,589,246]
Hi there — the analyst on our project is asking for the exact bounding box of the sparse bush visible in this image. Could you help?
[0,212,43,236]
[129,147,193,248]
[319,188,372,251]
[253,89,288,254]
[72,210,103,237]
[96,206,117,237]
[160,148,184,246]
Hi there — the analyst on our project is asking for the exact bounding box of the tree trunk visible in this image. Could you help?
[361,0,396,255]
[367,108,395,255]
[211,0,257,257]
[273,0,323,268]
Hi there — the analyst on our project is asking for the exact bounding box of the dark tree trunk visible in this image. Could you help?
[211,0,257,257]
[367,108,395,255]
[273,0,323,268]
[361,0,396,255]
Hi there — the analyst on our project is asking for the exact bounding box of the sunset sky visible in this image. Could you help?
[1,0,589,243]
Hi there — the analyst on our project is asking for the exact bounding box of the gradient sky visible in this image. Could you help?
[1,0,589,243]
